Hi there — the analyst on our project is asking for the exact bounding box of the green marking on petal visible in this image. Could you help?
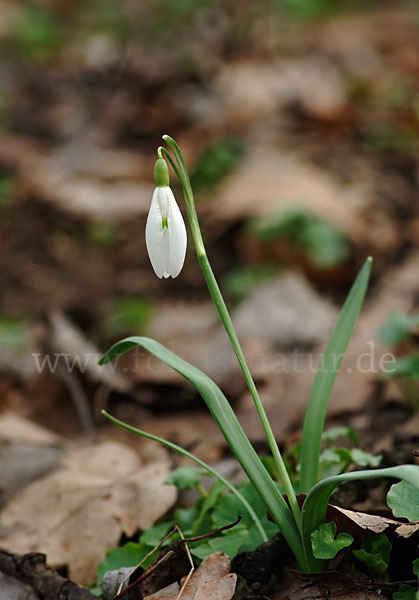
[162,216,169,230]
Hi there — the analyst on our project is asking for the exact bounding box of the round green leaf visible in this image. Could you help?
[165,466,207,489]
[387,481,419,522]
[311,521,353,559]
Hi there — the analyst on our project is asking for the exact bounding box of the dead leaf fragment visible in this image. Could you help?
[0,412,64,503]
[210,147,372,245]
[26,156,154,220]
[0,441,176,585]
[144,552,237,600]
[328,504,419,539]
[232,272,338,348]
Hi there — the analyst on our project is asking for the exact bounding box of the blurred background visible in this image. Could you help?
[0,0,418,440]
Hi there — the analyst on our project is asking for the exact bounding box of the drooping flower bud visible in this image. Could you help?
[145,157,187,278]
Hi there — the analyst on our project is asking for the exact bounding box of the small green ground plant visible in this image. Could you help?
[379,311,419,409]
[98,136,419,582]
[250,209,349,268]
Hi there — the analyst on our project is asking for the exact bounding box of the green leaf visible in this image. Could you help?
[96,542,149,585]
[413,557,419,578]
[165,466,208,489]
[12,6,66,62]
[206,482,280,557]
[388,355,419,379]
[317,447,380,479]
[191,506,277,561]
[393,584,418,600]
[99,338,306,570]
[299,258,373,493]
[104,296,151,338]
[88,222,118,247]
[318,448,350,479]
[349,448,382,468]
[311,521,353,559]
[206,529,249,557]
[387,481,419,522]
[352,533,392,578]
[222,265,281,300]
[190,136,246,192]
[321,426,358,444]
[0,174,15,207]
[260,454,281,481]
[301,464,419,563]
[0,315,28,350]
[173,506,201,535]
[191,481,226,535]
[140,520,174,546]
[378,311,419,347]
[237,520,279,553]
[300,218,348,268]
[189,541,212,561]
[250,210,348,268]
[212,482,267,529]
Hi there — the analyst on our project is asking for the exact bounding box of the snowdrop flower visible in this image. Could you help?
[145,157,187,278]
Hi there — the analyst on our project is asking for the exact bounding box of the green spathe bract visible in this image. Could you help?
[100,135,419,574]
[154,157,170,187]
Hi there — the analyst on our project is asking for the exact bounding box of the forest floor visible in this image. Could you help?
[0,1,418,598]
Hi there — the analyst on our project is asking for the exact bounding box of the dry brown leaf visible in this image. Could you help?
[144,552,237,600]
[144,581,182,600]
[50,142,147,181]
[232,272,338,348]
[0,412,61,446]
[25,155,153,220]
[212,57,346,125]
[209,145,400,258]
[210,147,372,242]
[0,412,64,502]
[140,301,218,385]
[48,311,131,393]
[329,505,419,539]
[0,441,176,585]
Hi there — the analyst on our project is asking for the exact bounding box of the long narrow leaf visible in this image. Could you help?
[99,336,310,571]
[299,258,373,493]
[301,464,419,555]
[102,409,268,543]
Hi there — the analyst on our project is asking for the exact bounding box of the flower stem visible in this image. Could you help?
[196,482,208,498]
[162,135,301,530]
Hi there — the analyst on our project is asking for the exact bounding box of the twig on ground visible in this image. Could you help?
[0,549,98,600]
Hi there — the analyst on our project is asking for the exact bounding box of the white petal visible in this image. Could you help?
[166,188,187,278]
[145,188,169,278]
[145,187,187,279]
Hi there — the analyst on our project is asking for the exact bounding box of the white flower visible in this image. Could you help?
[145,185,187,278]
